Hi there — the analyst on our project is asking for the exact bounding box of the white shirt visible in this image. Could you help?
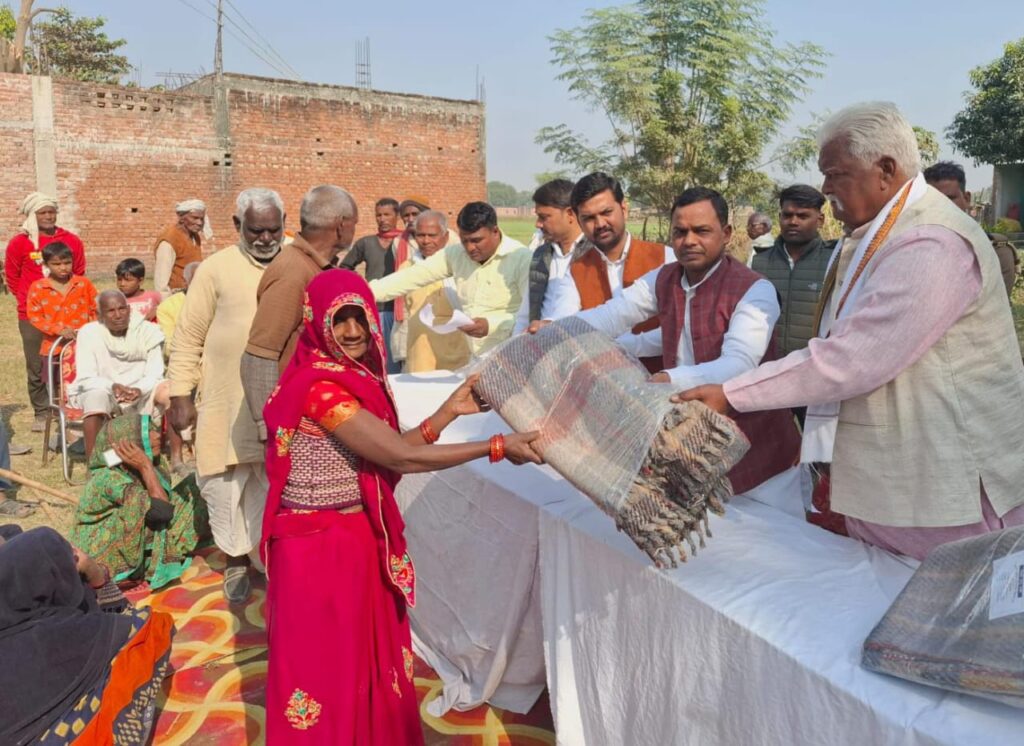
[578,260,780,388]
[543,233,676,320]
[512,233,587,334]
[71,317,166,398]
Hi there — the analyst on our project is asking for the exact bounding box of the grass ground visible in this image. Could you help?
[0,287,79,533]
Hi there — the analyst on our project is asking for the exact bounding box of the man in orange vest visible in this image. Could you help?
[533,172,673,370]
[153,199,207,298]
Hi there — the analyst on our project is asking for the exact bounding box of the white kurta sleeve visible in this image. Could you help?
[576,267,659,339]
[664,278,779,388]
[134,346,166,397]
[69,325,111,392]
[617,327,663,359]
[512,282,532,334]
[370,248,452,301]
[154,242,176,298]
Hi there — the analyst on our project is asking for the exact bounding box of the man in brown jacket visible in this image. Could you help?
[240,185,358,441]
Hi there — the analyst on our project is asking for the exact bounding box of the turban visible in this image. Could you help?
[174,198,213,240]
[18,192,59,247]
[399,195,430,212]
[174,198,207,214]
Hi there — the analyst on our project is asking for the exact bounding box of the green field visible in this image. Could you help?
[499,216,653,245]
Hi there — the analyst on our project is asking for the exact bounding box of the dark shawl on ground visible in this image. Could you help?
[0,527,136,745]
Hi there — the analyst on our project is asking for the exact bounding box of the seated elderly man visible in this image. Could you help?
[70,290,179,466]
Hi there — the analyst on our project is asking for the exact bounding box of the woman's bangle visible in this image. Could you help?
[489,434,505,463]
[420,418,440,444]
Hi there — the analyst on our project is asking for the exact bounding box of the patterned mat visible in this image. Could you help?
[129,549,555,745]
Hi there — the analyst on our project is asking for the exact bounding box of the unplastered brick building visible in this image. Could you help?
[0,72,485,274]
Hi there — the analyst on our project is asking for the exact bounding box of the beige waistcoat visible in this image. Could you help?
[832,187,1024,527]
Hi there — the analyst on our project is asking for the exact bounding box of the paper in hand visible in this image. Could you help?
[418,303,475,335]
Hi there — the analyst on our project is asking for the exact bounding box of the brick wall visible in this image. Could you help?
[0,72,486,277]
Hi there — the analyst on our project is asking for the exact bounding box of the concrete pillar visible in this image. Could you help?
[30,75,57,196]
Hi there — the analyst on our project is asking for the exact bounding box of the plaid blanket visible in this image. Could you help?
[862,526,1024,707]
[474,317,749,567]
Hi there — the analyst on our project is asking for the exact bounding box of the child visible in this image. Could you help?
[26,242,98,358]
[115,258,162,321]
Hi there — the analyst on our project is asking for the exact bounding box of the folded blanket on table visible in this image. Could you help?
[473,317,749,567]
[863,525,1024,707]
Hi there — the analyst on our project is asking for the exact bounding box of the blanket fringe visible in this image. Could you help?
[618,402,749,568]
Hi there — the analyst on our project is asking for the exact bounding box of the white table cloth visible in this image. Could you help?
[390,374,1024,744]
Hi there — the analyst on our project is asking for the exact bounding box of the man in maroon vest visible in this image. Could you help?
[534,187,803,512]
[536,172,674,371]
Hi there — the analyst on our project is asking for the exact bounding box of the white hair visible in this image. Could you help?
[97,288,126,314]
[817,102,921,175]
[299,185,357,230]
[413,209,448,233]
[235,188,284,221]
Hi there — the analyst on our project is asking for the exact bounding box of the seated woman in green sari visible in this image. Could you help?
[71,414,209,589]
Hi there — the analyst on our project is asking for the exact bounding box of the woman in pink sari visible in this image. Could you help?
[262,269,541,743]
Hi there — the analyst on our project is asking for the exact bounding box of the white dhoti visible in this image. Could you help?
[73,379,170,421]
[197,462,268,563]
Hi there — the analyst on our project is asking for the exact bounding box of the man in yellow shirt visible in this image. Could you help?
[369,202,530,357]
[156,261,201,359]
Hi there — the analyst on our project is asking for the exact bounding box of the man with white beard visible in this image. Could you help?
[167,188,286,603]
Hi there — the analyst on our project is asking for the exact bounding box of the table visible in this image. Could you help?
[391,374,1024,744]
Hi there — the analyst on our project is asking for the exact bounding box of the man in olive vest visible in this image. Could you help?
[677,102,1024,560]
[752,185,836,359]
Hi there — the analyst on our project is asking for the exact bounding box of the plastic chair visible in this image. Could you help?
[42,340,85,485]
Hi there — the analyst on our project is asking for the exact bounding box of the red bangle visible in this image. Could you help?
[489,434,505,463]
[420,418,439,444]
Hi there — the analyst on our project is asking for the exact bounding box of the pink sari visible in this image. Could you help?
[261,269,421,744]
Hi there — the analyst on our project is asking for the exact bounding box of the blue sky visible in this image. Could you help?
[69,0,1020,192]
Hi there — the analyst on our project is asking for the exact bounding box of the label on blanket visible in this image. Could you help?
[989,549,1024,621]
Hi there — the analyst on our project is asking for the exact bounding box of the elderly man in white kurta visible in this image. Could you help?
[677,102,1024,560]
[167,188,286,604]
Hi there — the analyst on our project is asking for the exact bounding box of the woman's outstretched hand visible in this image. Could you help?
[503,431,544,465]
[442,374,491,417]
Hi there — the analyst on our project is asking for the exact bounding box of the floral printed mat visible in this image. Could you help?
[128,549,555,745]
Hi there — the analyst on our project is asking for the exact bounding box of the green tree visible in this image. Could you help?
[29,7,130,83]
[913,126,940,166]
[0,5,15,40]
[534,169,572,186]
[948,39,1024,165]
[1,1,57,73]
[536,0,827,212]
[487,181,531,207]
